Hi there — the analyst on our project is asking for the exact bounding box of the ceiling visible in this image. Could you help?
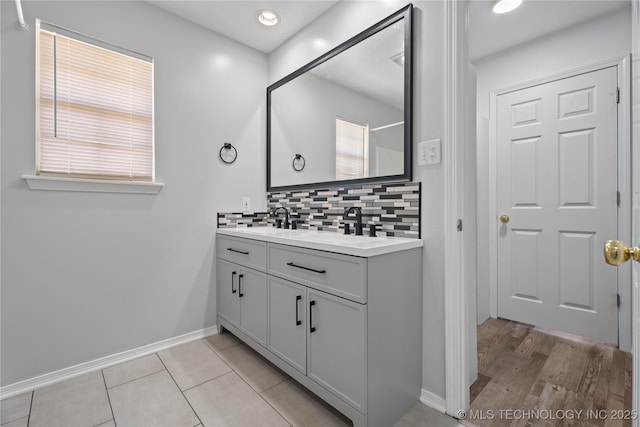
[147,0,629,59]
[468,0,630,62]
[147,0,338,53]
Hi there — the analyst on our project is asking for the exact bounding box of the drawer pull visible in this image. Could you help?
[238,274,244,297]
[286,262,326,274]
[295,295,302,326]
[309,300,316,333]
[227,247,249,255]
[231,271,237,294]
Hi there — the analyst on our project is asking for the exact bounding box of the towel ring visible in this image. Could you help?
[292,154,305,171]
[219,143,237,164]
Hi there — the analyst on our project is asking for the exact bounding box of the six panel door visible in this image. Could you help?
[496,66,619,344]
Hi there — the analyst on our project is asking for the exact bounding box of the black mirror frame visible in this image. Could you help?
[267,4,413,192]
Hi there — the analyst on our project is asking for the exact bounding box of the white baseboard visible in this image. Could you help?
[420,388,447,414]
[0,325,219,399]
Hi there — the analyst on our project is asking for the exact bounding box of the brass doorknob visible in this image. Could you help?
[604,240,640,266]
[499,214,510,223]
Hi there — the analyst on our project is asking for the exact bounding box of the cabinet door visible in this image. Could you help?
[307,289,367,413]
[238,268,268,347]
[268,277,306,374]
[216,259,240,326]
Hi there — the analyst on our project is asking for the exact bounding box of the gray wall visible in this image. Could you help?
[269,0,448,399]
[474,6,632,325]
[271,71,403,187]
[1,1,267,386]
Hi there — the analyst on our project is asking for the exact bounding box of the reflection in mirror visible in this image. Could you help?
[335,117,369,180]
[268,5,412,191]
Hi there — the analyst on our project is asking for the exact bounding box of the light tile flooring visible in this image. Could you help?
[1,331,462,427]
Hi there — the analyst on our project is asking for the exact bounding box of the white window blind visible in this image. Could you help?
[335,118,369,180]
[36,21,154,181]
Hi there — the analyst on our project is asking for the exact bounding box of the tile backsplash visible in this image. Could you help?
[217,182,420,239]
[217,211,271,228]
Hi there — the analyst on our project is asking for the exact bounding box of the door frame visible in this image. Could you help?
[443,0,472,415]
[488,57,632,350]
[630,1,639,424]
[444,0,639,419]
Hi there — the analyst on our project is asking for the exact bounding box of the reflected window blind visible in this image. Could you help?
[335,118,369,180]
[36,21,154,181]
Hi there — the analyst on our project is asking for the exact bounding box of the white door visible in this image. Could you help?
[497,66,619,344]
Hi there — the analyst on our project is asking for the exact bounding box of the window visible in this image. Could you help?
[335,118,369,180]
[35,20,154,182]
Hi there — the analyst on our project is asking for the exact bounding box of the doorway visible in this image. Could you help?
[472,2,633,347]
[458,0,635,421]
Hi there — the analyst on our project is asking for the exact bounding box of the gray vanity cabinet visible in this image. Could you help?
[306,287,367,413]
[267,276,307,374]
[216,259,240,326]
[216,258,267,347]
[268,242,368,412]
[216,232,422,427]
[267,276,366,412]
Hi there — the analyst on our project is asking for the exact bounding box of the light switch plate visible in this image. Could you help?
[418,139,441,166]
[242,197,251,213]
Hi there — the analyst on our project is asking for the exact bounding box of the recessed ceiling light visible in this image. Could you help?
[493,0,523,14]
[258,9,280,27]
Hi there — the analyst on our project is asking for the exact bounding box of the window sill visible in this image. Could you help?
[22,175,164,194]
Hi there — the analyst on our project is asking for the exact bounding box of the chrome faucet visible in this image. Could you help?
[343,207,363,236]
[273,207,290,229]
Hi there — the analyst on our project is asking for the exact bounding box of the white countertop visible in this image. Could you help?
[216,227,423,257]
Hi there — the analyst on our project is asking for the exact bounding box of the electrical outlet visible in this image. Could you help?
[242,197,251,213]
[418,139,441,166]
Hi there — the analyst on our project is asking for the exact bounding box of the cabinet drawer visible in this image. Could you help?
[217,235,267,272]
[268,244,367,303]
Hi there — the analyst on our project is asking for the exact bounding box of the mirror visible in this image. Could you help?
[267,5,413,191]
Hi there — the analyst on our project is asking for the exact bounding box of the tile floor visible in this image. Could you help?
[1,331,462,427]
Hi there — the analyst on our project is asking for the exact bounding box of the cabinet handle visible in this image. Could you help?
[309,300,316,333]
[227,247,249,255]
[231,271,237,294]
[238,274,244,297]
[286,262,326,274]
[295,295,302,326]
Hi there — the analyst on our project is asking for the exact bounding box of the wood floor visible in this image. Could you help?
[462,318,632,427]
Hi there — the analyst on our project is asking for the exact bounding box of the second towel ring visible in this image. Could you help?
[219,143,237,164]
[292,154,305,171]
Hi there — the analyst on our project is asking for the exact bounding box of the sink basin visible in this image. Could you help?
[216,226,423,257]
